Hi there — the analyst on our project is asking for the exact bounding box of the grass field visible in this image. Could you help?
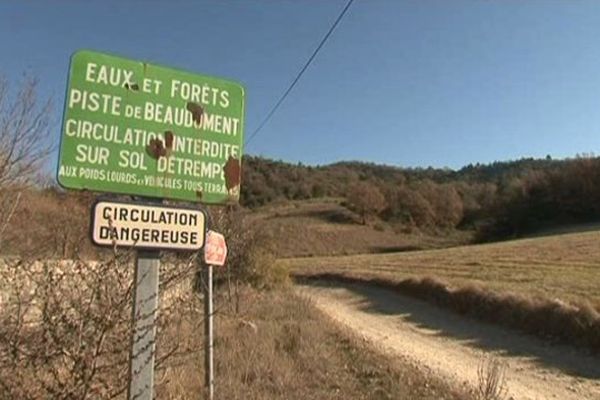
[250,199,470,258]
[285,230,600,351]
[284,230,600,309]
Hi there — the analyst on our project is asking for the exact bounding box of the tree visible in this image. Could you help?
[0,75,53,187]
[346,181,387,224]
[394,186,436,227]
[0,75,53,246]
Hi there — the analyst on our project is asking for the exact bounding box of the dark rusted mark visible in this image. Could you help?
[146,132,175,159]
[146,138,167,159]
[195,190,203,199]
[223,156,241,191]
[186,102,204,124]
[164,130,174,150]
[124,82,140,91]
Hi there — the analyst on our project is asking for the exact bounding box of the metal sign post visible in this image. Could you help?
[128,248,160,400]
[203,230,227,400]
[204,263,214,400]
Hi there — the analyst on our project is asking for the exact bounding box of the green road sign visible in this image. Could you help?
[57,50,245,204]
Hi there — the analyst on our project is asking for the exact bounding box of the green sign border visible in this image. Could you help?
[57,49,245,204]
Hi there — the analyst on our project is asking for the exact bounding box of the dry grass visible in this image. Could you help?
[2,194,469,260]
[158,287,471,400]
[0,255,469,399]
[476,357,507,400]
[249,200,469,258]
[285,231,600,351]
[284,230,600,308]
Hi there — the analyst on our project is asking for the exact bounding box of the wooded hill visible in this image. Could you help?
[5,154,599,259]
[241,155,600,240]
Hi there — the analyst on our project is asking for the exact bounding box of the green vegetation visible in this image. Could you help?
[6,153,600,259]
[242,155,600,240]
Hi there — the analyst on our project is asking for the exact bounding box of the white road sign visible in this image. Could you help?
[204,230,227,266]
[92,200,206,250]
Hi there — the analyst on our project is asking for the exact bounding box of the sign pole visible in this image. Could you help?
[128,249,160,400]
[127,196,162,400]
[204,262,214,400]
[202,230,227,400]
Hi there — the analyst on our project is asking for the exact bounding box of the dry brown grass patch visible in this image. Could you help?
[158,287,471,399]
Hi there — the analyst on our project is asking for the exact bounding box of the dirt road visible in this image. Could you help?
[298,282,600,400]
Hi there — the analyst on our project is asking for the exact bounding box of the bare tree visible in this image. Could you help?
[0,75,53,187]
[0,251,202,399]
[0,74,53,246]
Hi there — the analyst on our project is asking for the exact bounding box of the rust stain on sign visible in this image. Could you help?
[123,82,140,91]
[146,138,167,159]
[223,156,241,191]
[164,130,174,149]
[195,190,203,199]
[186,102,204,124]
[146,131,175,159]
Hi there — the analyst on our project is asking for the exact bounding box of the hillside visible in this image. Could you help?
[242,155,600,241]
[6,153,600,259]
[249,199,470,258]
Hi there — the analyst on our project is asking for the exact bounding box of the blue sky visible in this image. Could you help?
[2,0,600,170]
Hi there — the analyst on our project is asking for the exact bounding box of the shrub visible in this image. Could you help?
[476,357,508,400]
[0,75,53,250]
[207,206,289,293]
[0,252,201,399]
[373,222,386,232]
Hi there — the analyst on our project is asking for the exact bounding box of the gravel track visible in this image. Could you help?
[298,282,600,400]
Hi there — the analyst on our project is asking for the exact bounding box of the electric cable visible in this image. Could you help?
[244,0,355,146]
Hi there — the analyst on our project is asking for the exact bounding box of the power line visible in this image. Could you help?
[244,0,355,146]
